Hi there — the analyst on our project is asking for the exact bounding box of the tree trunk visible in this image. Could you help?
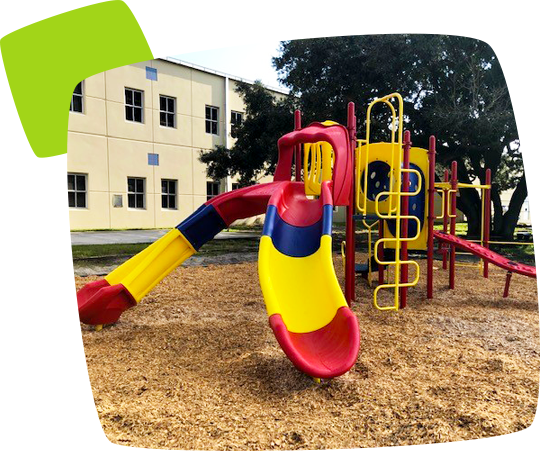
[457,188,481,237]
[491,185,504,236]
[455,159,482,237]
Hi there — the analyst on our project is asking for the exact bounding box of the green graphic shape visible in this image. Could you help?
[0,5,176,164]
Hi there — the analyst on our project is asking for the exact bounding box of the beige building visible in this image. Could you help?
[501,186,540,224]
[70,59,481,232]
[67,57,287,230]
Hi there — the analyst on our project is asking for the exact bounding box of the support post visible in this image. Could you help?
[449,161,458,289]
[441,169,449,270]
[427,136,436,299]
[483,168,491,278]
[345,102,356,305]
[399,130,411,308]
[294,110,302,181]
[503,271,512,298]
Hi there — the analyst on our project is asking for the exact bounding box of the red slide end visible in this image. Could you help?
[77,279,136,326]
[269,307,360,379]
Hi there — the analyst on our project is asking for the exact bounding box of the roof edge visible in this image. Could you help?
[158,56,290,95]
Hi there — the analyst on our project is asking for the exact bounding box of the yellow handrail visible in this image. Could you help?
[356,93,403,215]
[362,218,379,287]
[446,189,457,218]
[303,141,333,196]
[435,189,446,219]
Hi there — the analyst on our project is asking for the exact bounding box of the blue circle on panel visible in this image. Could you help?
[360,160,392,202]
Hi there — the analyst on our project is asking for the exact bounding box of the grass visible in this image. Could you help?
[49,239,259,273]
[72,222,534,264]
[433,222,468,234]
[72,243,149,259]
[72,238,260,261]
[490,243,536,264]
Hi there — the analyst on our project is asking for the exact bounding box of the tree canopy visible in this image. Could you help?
[200,35,525,239]
[199,81,295,187]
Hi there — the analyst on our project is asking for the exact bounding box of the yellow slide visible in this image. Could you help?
[106,229,195,303]
[258,182,360,379]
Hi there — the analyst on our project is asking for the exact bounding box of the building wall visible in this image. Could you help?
[67,59,287,230]
[501,186,540,224]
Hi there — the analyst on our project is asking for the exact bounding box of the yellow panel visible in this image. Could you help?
[356,142,401,215]
[106,229,195,302]
[258,235,347,333]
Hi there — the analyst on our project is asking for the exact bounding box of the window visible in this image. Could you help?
[205,105,219,135]
[127,177,146,209]
[231,183,240,191]
[160,95,176,128]
[230,111,243,138]
[146,66,157,81]
[125,88,144,123]
[67,173,87,208]
[161,179,177,210]
[206,181,220,201]
[70,82,83,113]
[148,153,159,166]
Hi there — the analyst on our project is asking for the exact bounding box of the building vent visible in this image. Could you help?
[146,66,157,81]
[148,153,159,166]
[112,194,123,208]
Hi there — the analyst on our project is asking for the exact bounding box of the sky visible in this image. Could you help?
[173,40,287,91]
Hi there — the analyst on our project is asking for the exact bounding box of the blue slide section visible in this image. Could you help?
[176,204,227,251]
[262,204,333,258]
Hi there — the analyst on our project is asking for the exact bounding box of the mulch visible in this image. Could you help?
[76,254,539,450]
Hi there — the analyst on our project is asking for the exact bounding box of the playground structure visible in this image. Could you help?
[76,93,536,381]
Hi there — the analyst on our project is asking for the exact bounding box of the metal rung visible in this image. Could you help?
[456,263,481,268]
[353,214,380,221]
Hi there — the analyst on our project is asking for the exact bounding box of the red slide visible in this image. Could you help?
[434,231,536,278]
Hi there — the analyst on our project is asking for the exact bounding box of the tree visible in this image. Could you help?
[274,35,524,239]
[201,35,525,239]
[199,81,295,187]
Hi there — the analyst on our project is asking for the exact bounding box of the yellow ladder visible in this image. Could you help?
[356,93,422,311]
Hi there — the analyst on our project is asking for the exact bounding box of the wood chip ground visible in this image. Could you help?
[76,254,539,450]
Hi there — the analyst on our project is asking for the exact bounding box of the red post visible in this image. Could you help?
[449,161,458,289]
[483,168,491,278]
[503,271,512,298]
[378,219,385,285]
[441,169,449,270]
[399,130,411,308]
[426,136,436,299]
[345,102,356,305]
[294,110,302,181]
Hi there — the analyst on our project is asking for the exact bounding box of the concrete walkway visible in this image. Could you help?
[71,229,260,245]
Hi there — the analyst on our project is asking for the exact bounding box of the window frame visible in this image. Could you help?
[161,179,178,210]
[70,81,84,114]
[125,87,144,124]
[127,177,146,210]
[230,110,243,138]
[67,172,88,209]
[206,181,220,201]
[159,95,176,128]
[205,105,219,136]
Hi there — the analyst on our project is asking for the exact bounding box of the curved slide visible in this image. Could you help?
[77,182,286,326]
[77,121,360,380]
[259,181,360,379]
[434,230,536,278]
